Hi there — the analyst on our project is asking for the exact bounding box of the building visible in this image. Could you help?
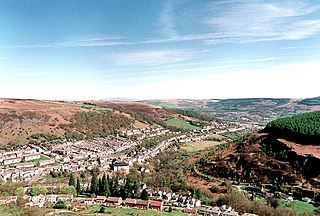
[106,197,122,206]
[149,200,163,211]
[57,194,73,202]
[3,157,21,165]
[112,161,130,173]
[46,195,58,203]
[204,207,221,216]
[84,198,94,205]
[0,196,17,205]
[30,194,46,203]
[136,200,149,209]
[124,198,136,207]
[95,196,107,204]
[24,153,41,162]
[14,162,35,169]
[184,208,197,214]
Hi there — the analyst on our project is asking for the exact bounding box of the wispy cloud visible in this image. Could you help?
[159,0,179,38]
[106,49,194,66]
[1,35,131,49]
[203,0,320,42]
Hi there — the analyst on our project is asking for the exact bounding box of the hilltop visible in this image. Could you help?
[0,98,212,149]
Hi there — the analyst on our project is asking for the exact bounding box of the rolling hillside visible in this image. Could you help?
[0,99,208,149]
[197,111,320,190]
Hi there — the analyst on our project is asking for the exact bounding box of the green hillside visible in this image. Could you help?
[265,111,320,144]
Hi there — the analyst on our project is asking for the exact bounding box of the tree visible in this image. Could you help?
[28,185,48,196]
[102,174,110,197]
[14,186,25,196]
[56,183,74,195]
[131,181,139,198]
[90,173,99,195]
[68,173,76,187]
[76,177,81,196]
[140,189,149,200]
[98,178,103,195]
[66,186,76,195]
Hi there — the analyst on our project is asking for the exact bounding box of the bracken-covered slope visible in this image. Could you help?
[0,99,186,149]
[197,111,320,190]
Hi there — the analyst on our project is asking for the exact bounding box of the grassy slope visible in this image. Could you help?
[181,141,221,152]
[165,118,199,130]
[84,205,195,216]
[279,200,316,214]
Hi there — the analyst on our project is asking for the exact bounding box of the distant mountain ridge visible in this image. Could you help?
[146,96,320,125]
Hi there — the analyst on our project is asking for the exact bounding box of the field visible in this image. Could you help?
[279,200,316,214]
[181,141,221,152]
[82,205,196,216]
[165,118,199,130]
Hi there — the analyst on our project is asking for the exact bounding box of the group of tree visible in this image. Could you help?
[68,173,81,196]
[216,189,308,216]
[265,111,320,144]
[89,170,146,200]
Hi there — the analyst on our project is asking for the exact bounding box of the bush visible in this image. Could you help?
[54,201,67,209]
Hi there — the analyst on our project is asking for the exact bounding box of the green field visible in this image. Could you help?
[83,205,196,216]
[165,118,199,130]
[181,141,221,152]
[280,200,316,214]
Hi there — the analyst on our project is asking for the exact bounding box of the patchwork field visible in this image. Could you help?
[181,141,221,152]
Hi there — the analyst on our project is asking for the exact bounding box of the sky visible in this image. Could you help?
[0,0,320,100]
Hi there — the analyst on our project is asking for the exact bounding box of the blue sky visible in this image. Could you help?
[0,0,320,100]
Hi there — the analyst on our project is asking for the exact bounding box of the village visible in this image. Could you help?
[0,123,267,215]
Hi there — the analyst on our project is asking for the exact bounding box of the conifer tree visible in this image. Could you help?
[68,173,76,187]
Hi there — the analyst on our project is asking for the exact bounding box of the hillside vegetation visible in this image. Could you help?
[298,96,320,106]
[265,111,320,145]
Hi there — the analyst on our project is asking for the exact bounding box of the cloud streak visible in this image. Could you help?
[106,49,195,66]
[204,0,320,42]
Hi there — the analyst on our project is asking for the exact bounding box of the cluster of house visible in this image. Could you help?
[169,134,204,143]
[83,196,164,211]
[25,194,73,208]
[0,194,259,216]
[0,145,57,182]
[121,126,176,139]
[203,205,258,216]
[0,148,41,165]
[50,136,137,161]
[151,191,201,208]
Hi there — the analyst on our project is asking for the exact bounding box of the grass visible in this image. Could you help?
[29,155,50,163]
[165,118,199,130]
[95,206,195,216]
[0,205,20,216]
[181,141,221,152]
[279,200,316,214]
